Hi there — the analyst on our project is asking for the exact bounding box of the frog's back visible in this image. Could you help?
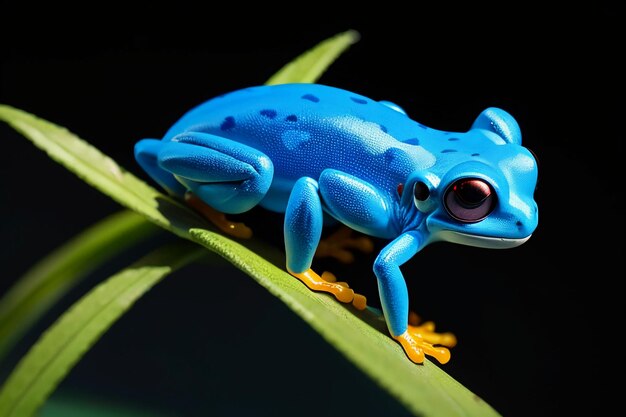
[166,83,417,144]
[164,84,436,182]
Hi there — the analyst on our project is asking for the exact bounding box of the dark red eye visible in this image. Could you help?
[444,178,496,223]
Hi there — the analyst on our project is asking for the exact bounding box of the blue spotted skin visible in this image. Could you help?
[135,83,539,338]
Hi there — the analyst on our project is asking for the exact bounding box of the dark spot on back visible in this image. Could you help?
[286,115,298,122]
[301,94,320,102]
[350,97,368,104]
[220,116,235,131]
[448,137,460,141]
[441,149,457,153]
[471,153,480,157]
[260,109,277,119]
[384,148,414,168]
[379,124,388,133]
[404,138,420,146]
[384,148,398,163]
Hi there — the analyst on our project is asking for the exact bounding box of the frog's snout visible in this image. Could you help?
[514,201,539,239]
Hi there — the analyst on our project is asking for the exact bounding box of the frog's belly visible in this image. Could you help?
[258,177,299,213]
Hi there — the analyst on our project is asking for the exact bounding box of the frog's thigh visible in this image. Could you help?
[284,177,324,273]
[157,132,274,214]
[135,139,187,197]
[318,169,391,232]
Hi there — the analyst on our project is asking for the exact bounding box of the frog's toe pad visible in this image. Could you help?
[352,293,367,310]
[394,332,451,365]
[321,271,338,283]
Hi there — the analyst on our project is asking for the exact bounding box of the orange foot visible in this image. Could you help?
[184,192,252,239]
[288,268,367,310]
[315,226,374,263]
[394,318,457,365]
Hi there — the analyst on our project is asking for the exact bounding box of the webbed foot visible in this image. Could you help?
[394,332,451,365]
[314,226,374,263]
[288,268,367,310]
[407,320,457,348]
[394,316,457,364]
[185,192,252,239]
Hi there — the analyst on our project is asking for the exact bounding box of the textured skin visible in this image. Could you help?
[135,83,539,337]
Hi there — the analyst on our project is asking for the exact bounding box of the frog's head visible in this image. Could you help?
[402,107,538,249]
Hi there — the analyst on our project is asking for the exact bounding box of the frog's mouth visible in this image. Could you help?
[438,230,531,249]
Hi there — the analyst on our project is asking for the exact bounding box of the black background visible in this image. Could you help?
[1,3,623,417]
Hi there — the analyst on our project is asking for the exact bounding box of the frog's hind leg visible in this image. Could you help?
[135,139,188,197]
[154,132,274,238]
[285,177,367,310]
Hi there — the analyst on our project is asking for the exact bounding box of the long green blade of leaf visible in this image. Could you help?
[190,228,499,417]
[0,241,204,417]
[0,32,501,416]
[0,210,159,362]
[0,107,209,237]
[265,29,359,85]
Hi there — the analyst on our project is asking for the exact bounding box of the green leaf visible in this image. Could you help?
[265,29,359,85]
[0,242,205,417]
[0,32,501,416]
[0,105,207,238]
[187,230,500,417]
[0,210,159,362]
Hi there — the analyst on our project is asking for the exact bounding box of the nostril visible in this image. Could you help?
[516,221,523,227]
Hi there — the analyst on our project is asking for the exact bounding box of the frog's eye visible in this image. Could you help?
[412,180,431,208]
[444,178,496,223]
[413,181,430,201]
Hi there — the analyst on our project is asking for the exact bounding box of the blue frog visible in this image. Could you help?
[135,83,539,365]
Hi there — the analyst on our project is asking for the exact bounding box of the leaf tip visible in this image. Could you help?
[344,29,361,44]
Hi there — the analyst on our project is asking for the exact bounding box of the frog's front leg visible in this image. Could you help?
[312,168,392,265]
[284,177,366,310]
[136,132,274,238]
[374,233,453,364]
[285,168,396,308]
